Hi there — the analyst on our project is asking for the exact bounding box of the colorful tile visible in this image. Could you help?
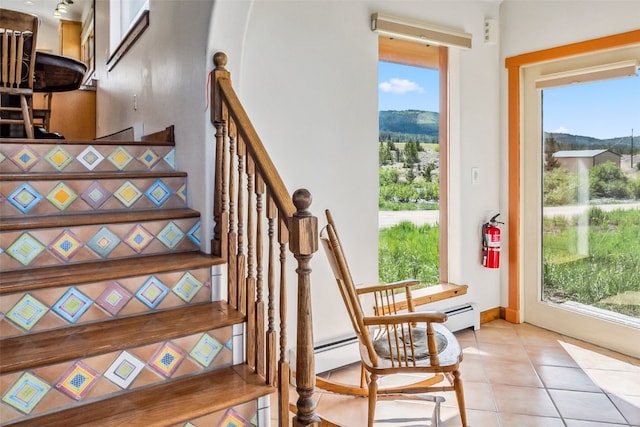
[145,180,172,207]
[44,146,74,171]
[5,294,49,331]
[149,342,185,377]
[2,372,51,414]
[77,146,104,171]
[87,227,121,258]
[49,229,84,261]
[107,146,133,170]
[52,288,93,323]
[187,221,201,246]
[80,181,110,209]
[138,148,160,169]
[136,276,169,309]
[46,182,78,211]
[163,148,175,169]
[190,333,222,367]
[7,183,43,214]
[114,181,142,208]
[0,151,6,163]
[157,221,185,249]
[225,339,233,351]
[173,272,203,303]
[95,281,132,315]
[217,408,247,427]
[6,233,45,266]
[104,351,145,389]
[55,361,99,400]
[123,224,154,253]
[176,183,187,202]
[10,145,39,171]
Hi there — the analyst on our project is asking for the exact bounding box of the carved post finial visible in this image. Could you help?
[213,51,227,70]
[293,188,312,215]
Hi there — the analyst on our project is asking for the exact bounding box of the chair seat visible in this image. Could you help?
[366,323,462,370]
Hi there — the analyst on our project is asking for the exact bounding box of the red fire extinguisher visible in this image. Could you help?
[482,214,503,269]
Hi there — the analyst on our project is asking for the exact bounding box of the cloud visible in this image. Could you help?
[379,78,424,95]
[553,126,570,134]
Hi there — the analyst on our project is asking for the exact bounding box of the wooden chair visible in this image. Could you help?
[0,9,39,139]
[319,209,467,427]
[33,91,52,131]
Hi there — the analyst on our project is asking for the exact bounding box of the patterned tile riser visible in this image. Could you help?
[0,268,212,338]
[169,401,260,427]
[0,144,176,173]
[0,176,188,217]
[0,218,202,270]
[0,327,233,424]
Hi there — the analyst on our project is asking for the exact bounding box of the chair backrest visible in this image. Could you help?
[0,9,39,91]
[320,209,380,365]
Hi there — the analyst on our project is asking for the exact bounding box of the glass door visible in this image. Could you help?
[521,46,640,357]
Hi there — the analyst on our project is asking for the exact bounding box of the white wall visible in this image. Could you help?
[208,0,502,344]
[94,0,214,245]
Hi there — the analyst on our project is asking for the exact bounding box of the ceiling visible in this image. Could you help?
[3,0,89,28]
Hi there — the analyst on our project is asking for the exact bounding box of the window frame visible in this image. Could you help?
[378,37,450,283]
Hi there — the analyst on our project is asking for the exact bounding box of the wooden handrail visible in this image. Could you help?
[211,52,295,220]
[210,51,320,427]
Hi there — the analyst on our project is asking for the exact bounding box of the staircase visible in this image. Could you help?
[0,52,325,427]
[0,138,274,425]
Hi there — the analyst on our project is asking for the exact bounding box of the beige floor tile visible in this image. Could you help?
[525,344,581,368]
[514,323,564,347]
[548,389,628,424]
[559,338,637,372]
[491,384,559,417]
[585,368,640,396]
[457,357,488,383]
[498,412,565,427]
[563,420,630,427]
[474,325,519,344]
[536,365,601,392]
[476,341,529,363]
[608,393,640,425]
[483,360,543,388]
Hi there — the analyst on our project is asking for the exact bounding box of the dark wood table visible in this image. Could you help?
[34,51,87,92]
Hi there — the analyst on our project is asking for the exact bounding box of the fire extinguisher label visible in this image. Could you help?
[485,233,500,247]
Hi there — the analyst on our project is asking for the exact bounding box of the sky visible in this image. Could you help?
[379,61,640,140]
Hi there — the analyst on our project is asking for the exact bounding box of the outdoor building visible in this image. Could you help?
[553,149,621,173]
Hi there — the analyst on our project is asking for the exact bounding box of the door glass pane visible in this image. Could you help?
[541,71,640,324]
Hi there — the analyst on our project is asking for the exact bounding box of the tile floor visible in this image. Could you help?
[279,320,640,426]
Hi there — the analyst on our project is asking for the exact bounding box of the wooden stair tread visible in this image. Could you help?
[6,365,273,427]
[0,208,201,231]
[0,138,175,147]
[1,301,244,373]
[0,170,187,181]
[0,252,225,294]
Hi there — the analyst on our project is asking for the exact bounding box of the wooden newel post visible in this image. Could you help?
[289,189,320,427]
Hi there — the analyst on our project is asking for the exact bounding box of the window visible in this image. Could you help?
[108,0,149,69]
[378,37,450,285]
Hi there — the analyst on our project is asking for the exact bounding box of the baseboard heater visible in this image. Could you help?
[309,303,480,374]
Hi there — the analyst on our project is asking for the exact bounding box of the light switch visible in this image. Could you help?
[472,167,480,185]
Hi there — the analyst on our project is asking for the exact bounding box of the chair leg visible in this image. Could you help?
[367,373,379,427]
[453,370,468,427]
[20,95,33,139]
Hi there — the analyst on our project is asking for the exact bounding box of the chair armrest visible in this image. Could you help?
[355,279,420,295]
[363,311,447,326]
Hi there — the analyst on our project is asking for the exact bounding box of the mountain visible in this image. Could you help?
[545,132,637,154]
[379,110,439,143]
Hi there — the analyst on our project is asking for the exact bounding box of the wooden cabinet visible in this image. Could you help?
[43,19,96,139]
[59,20,82,59]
